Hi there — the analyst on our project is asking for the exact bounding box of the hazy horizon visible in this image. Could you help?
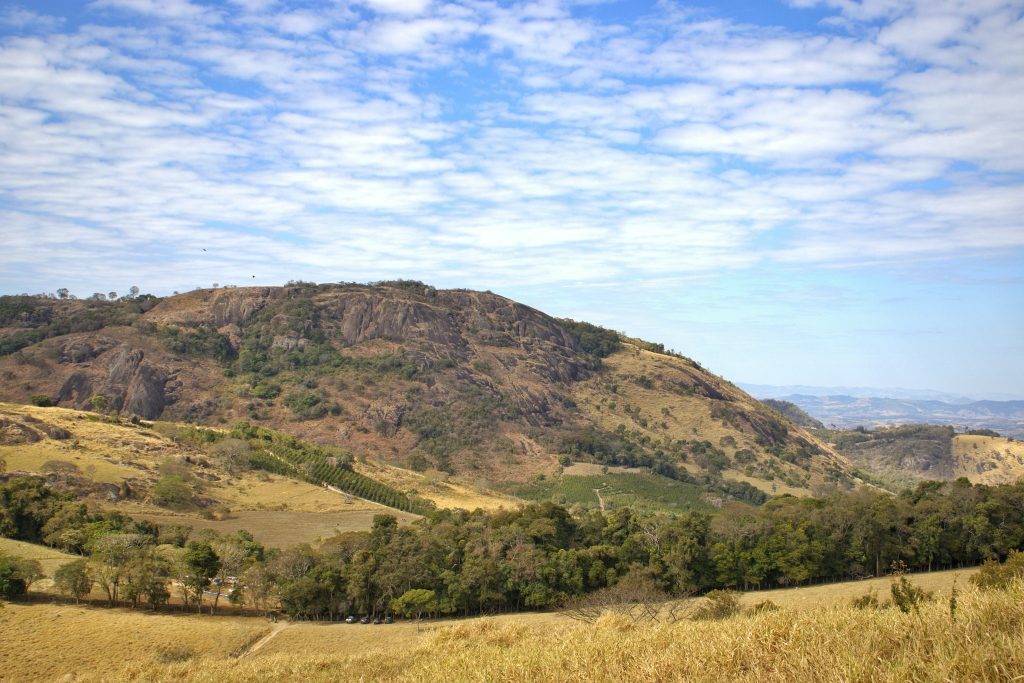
[2,0,1021,397]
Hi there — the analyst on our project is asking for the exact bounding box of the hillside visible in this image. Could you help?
[774,393,1024,439]
[0,402,504,544]
[0,283,864,504]
[819,424,1024,489]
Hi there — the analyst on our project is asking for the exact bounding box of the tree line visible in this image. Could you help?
[1,474,1022,619]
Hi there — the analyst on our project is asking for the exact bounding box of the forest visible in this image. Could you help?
[2,473,1022,620]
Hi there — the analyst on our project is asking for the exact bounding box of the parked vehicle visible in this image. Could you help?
[383,615,394,624]
[345,615,357,624]
[359,616,370,624]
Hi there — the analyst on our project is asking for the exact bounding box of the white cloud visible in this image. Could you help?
[0,0,1021,299]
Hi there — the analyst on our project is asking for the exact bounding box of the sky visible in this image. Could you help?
[1,0,1022,398]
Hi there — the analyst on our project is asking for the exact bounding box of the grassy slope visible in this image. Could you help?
[0,402,521,544]
[572,346,853,495]
[0,566,984,682]
[0,403,418,545]
[353,458,522,512]
[0,603,269,683]
[952,434,1024,484]
[0,536,80,577]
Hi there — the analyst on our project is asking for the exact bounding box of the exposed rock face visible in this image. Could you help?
[57,345,169,419]
[59,338,116,364]
[364,400,406,436]
[0,417,42,444]
[58,372,94,405]
[318,291,468,350]
[208,288,270,327]
[123,363,168,419]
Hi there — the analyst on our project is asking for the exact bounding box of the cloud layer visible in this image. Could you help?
[0,0,1021,299]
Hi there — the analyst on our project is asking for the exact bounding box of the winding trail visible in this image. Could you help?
[593,488,606,512]
[238,621,290,659]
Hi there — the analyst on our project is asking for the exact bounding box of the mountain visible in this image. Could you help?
[759,399,824,430]
[818,424,1024,489]
[773,394,1024,439]
[739,383,985,403]
[0,283,864,503]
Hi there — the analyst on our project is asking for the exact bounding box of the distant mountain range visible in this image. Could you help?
[740,383,1024,404]
[743,387,1024,439]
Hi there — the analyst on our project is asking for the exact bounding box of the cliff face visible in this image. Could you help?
[0,283,858,491]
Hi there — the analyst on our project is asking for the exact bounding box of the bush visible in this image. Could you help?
[30,395,54,407]
[53,558,93,603]
[283,390,340,420]
[692,590,741,620]
[970,551,1024,590]
[851,589,880,609]
[152,474,194,510]
[251,383,281,399]
[749,599,779,614]
[890,575,933,614]
[0,552,28,599]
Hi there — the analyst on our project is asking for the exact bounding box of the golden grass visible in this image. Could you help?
[111,581,1024,682]
[0,536,80,576]
[117,506,419,548]
[208,472,380,513]
[952,435,1024,485]
[0,603,270,682]
[570,348,844,495]
[354,458,522,511]
[735,567,975,609]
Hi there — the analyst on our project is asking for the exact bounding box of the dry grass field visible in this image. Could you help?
[354,458,521,511]
[953,434,1024,485]
[736,567,976,609]
[123,507,419,548]
[0,603,270,682]
[109,579,1022,683]
[0,537,80,576]
[0,567,1008,682]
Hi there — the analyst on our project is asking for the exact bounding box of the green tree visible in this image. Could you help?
[177,541,220,613]
[0,552,29,599]
[90,394,108,413]
[392,588,436,629]
[54,559,93,603]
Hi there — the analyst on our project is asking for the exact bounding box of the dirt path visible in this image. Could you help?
[238,621,290,659]
[593,487,606,512]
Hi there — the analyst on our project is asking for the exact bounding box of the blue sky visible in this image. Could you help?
[1,0,1022,397]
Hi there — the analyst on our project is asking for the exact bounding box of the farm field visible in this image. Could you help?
[119,507,420,548]
[511,471,714,514]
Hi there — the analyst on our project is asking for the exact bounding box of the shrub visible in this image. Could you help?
[0,552,28,599]
[152,474,194,510]
[53,558,93,603]
[749,599,779,614]
[692,590,741,620]
[30,395,54,407]
[851,589,880,610]
[890,575,933,614]
[970,551,1024,590]
[251,383,281,399]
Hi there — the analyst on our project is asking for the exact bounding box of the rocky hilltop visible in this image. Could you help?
[0,282,861,496]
